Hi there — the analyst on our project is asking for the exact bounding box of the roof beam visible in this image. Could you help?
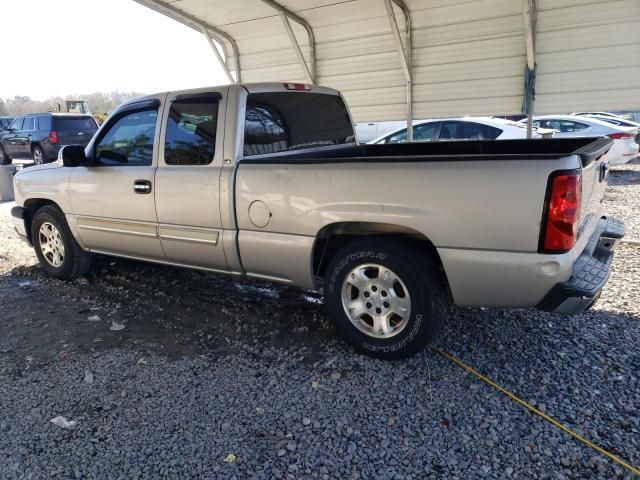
[522,0,537,138]
[133,0,241,82]
[261,0,316,84]
[384,0,413,141]
[200,25,236,84]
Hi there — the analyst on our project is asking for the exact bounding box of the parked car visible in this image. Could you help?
[11,83,624,359]
[572,111,634,122]
[572,114,640,144]
[520,115,639,165]
[0,116,14,133]
[0,113,98,165]
[369,117,553,144]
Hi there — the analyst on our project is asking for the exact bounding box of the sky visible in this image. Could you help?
[1,0,228,100]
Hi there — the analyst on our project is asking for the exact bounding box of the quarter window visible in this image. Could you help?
[95,109,157,166]
[165,96,218,165]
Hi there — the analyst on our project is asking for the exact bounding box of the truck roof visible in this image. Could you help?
[117,82,342,111]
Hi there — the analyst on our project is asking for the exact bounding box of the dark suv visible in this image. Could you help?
[0,113,98,165]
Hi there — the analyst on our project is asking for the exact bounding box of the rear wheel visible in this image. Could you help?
[324,238,447,359]
[32,146,46,165]
[0,145,11,165]
[32,205,92,279]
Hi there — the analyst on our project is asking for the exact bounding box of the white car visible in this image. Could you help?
[522,115,639,166]
[368,117,552,144]
[573,113,640,130]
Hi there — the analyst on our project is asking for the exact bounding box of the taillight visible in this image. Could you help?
[540,171,582,253]
[49,130,58,144]
[284,83,312,91]
[607,132,634,139]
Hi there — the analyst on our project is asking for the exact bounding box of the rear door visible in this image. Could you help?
[54,116,98,147]
[154,89,229,271]
[69,98,165,259]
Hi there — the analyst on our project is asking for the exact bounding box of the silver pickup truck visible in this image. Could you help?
[11,83,625,358]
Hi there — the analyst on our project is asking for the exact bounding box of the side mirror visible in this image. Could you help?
[59,145,88,167]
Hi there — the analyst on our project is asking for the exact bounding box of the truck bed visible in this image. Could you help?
[240,137,613,167]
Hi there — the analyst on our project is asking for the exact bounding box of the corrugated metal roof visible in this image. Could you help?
[135,0,640,122]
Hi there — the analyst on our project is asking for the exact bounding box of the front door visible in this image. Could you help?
[3,117,23,157]
[14,117,34,157]
[68,98,165,259]
[154,89,229,271]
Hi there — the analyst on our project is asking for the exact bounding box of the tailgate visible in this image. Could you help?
[575,138,612,240]
[53,117,98,146]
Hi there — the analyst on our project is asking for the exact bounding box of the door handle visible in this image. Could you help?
[133,180,152,194]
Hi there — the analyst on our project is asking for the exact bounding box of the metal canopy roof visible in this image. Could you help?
[134,0,640,127]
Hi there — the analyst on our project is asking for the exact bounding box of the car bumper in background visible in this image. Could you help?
[11,205,30,244]
[609,140,639,165]
[537,216,625,314]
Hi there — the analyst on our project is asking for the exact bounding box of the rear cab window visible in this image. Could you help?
[243,92,355,157]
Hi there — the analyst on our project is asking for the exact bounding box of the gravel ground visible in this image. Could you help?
[0,160,639,479]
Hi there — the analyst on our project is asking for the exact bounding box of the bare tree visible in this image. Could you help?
[1,91,144,116]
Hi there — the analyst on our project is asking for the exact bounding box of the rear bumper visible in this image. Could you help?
[537,216,625,314]
[11,205,31,245]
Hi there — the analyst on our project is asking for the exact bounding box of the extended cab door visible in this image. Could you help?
[154,89,229,271]
[68,98,165,259]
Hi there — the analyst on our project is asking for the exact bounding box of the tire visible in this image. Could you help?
[31,205,92,279]
[324,238,447,359]
[0,145,11,165]
[32,145,46,165]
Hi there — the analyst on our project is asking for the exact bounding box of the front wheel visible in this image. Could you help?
[32,205,92,279]
[0,146,11,165]
[324,238,447,359]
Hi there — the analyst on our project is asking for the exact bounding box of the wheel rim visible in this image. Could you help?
[341,263,411,339]
[34,149,43,164]
[38,222,65,267]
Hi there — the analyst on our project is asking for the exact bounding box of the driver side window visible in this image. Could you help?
[95,109,158,166]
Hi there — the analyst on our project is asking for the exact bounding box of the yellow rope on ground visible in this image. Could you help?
[430,346,640,477]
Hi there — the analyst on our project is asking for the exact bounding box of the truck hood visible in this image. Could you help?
[15,161,63,177]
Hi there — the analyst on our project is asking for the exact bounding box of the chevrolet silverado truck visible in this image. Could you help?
[10,83,625,358]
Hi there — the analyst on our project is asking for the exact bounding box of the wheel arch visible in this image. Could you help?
[23,198,63,243]
[312,221,451,297]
